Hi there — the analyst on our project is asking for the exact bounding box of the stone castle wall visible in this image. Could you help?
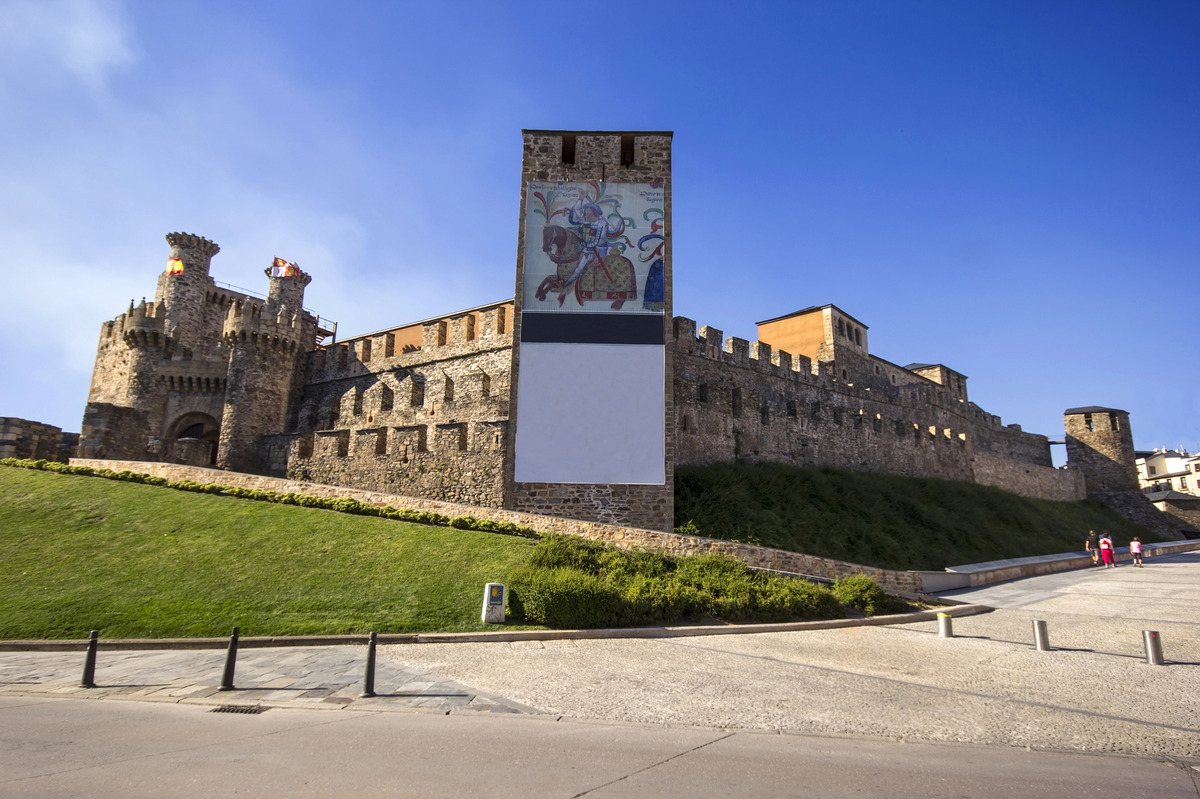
[670,316,1079,498]
[261,303,513,507]
[971,453,1084,502]
[0,418,76,462]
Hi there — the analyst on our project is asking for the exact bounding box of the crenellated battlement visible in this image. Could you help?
[122,298,170,350]
[222,299,304,353]
[165,232,220,259]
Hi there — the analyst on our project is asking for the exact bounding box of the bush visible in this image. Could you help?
[832,574,911,615]
[508,567,625,628]
[510,536,846,628]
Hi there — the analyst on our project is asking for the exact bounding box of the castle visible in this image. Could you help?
[76,130,1169,536]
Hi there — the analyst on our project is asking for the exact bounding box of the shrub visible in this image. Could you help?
[832,574,911,615]
[528,534,610,573]
[508,567,625,628]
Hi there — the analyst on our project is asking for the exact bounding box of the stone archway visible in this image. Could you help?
[167,412,221,466]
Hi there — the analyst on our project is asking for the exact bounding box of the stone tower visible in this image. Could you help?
[216,265,313,472]
[507,130,675,531]
[155,232,221,358]
[1064,406,1138,493]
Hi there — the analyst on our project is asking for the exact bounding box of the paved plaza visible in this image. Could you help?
[1,551,1198,797]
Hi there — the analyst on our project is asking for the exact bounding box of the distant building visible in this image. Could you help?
[1137,449,1199,496]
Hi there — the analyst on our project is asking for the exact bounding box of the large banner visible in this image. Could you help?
[523,182,665,315]
[515,180,667,485]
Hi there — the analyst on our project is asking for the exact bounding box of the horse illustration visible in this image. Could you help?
[535,224,637,310]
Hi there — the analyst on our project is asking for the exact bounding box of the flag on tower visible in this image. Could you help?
[166,257,184,275]
[270,257,298,277]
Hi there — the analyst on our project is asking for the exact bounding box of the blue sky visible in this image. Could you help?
[2,0,1197,460]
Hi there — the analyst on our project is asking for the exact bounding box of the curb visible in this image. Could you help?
[0,604,993,652]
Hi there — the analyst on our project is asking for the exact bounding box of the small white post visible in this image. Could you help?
[481,583,506,624]
[937,612,954,638]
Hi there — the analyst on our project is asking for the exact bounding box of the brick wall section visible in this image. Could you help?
[971,453,1085,501]
[261,304,514,507]
[1153,497,1200,532]
[0,418,74,462]
[1095,491,1190,539]
[671,317,1062,493]
[71,458,924,592]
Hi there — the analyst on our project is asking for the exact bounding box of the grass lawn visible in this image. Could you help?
[0,467,538,639]
[675,462,1163,571]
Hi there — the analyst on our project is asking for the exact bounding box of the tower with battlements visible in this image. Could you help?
[79,233,323,469]
[217,267,313,472]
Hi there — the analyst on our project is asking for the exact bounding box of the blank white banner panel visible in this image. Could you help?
[514,342,664,484]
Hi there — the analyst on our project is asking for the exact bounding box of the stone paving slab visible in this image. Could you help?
[0,645,537,715]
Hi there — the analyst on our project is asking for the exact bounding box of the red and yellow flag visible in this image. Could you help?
[166,257,184,275]
[270,257,298,277]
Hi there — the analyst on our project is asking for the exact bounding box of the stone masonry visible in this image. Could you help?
[74,131,1166,536]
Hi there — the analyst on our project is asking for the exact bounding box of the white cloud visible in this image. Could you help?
[0,0,137,91]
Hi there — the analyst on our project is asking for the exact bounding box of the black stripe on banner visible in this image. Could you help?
[521,312,665,345]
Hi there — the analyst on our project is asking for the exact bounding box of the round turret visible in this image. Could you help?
[155,232,221,357]
[1064,406,1138,493]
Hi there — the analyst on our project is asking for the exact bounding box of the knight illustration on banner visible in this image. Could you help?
[526,182,664,313]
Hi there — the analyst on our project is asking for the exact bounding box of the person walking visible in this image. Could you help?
[1086,530,1100,566]
[1130,537,1144,567]
[1099,532,1115,568]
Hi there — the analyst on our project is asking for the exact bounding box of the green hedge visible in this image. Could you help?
[510,535,846,628]
[0,458,539,540]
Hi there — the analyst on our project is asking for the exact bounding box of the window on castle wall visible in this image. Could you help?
[360,339,372,362]
[890,374,896,384]
[457,425,468,451]
[479,373,491,397]
[854,329,861,346]
[352,390,363,416]
[416,426,428,452]
[375,430,387,455]
[411,381,425,407]
[444,377,454,402]
[811,402,821,421]
[841,369,848,380]
[837,319,844,337]
[385,333,395,358]
[731,388,743,417]
[761,406,769,426]
[1084,413,1094,431]
[697,384,709,402]
[561,134,576,165]
[336,434,349,457]
[1110,415,1120,431]
[786,400,797,418]
[681,414,690,432]
[380,385,394,412]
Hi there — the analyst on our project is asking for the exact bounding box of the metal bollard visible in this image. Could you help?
[80,630,99,688]
[937,612,954,638]
[219,626,240,691]
[1033,619,1051,651]
[1143,630,1164,666]
[360,631,377,698]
